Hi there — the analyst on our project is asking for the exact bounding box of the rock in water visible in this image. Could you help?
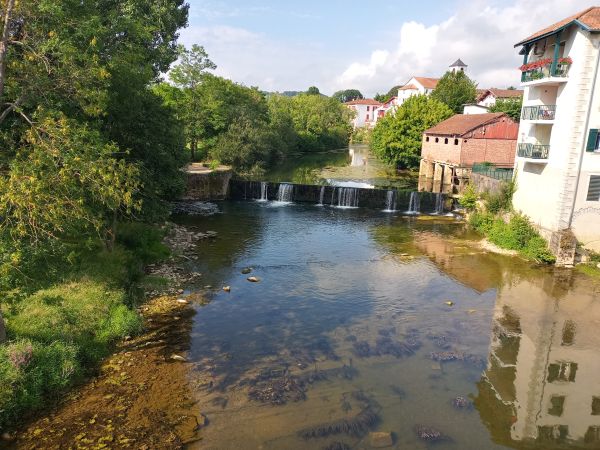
[445,301,454,306]
[223,286,231,292]
[247,276,260,283]
[241,267,252,274]
[170,354,187,362]
[370,431,393,447]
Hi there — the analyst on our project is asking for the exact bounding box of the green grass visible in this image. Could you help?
[470,212,556,264]
[0,221,168,429]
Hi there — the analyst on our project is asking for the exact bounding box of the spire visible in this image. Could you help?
[450,58,467,72]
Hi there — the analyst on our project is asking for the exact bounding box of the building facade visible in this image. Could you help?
[419,113,518,193]
[344,99,383,128]
[512,7,600,259]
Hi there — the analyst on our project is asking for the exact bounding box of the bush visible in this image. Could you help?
[484,181,515,214]
[459,184,478,211]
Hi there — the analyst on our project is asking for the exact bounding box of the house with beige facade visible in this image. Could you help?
[419,113,518,193]
[512,6,600,261]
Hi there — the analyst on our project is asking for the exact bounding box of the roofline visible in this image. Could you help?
[515,20,600,48]
[424,113,508,137]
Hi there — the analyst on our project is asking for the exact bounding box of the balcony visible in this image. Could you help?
[517,143,550,161]
[520,59,571,85]
[521,105,556,121]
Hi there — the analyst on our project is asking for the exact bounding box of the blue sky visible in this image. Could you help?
[180,0,590,96]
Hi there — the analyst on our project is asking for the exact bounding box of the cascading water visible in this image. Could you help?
[383,190,397,212]
[406,192,420,214]
[276,183,294,203]
[257,182,268,202]
[335,187,359,208]
[433,193,445,214]
[317,186,325,206]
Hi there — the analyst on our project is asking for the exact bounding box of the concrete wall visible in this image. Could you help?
[183,169,232,201]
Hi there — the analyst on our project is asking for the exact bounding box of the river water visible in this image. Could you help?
[172,201,600,450]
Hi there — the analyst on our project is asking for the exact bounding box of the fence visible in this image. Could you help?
[471,163,514,182]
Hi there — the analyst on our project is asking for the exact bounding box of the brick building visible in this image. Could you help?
[418,113,518,193]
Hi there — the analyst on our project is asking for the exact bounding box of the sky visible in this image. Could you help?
[179,0,592,97]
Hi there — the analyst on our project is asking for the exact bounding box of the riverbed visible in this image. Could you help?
[12,201,600,449]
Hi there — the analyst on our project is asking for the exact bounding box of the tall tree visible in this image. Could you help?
[431,71,477,113]
[332,89,363,103]
[306,86,320,96]
[371,95,453,168]
[168,45,216,160]
[489,98,523,121]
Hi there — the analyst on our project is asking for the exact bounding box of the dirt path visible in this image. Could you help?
[8,296,205,450]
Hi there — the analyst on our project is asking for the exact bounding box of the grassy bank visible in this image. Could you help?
[460,183,556,264]
[0,223,170,431]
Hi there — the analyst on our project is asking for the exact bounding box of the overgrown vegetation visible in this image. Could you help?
[430,70,478,113]
[489,98,523,121]
[371,95,453,169]
[464,180,555,264]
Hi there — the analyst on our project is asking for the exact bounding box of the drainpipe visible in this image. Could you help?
[567,37,600,228]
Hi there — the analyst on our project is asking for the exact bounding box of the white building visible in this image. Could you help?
[512,6,600,262]
[463,88,524,115]
[396,76,440,106]
[344,99,383,128]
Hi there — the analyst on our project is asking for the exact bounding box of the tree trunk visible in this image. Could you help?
[190,139,196,161]
[0,0,16,103]
[0,308,6,344]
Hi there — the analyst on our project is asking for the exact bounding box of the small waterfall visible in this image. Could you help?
[433,193,445,214]
[383,190,397,212]
[276,183,294,203]
[257,182,268,202]
[317,186,325,206]
[336,187,359,208]
[406,192,420,214]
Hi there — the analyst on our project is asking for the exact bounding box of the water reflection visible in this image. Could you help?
[172,202,600,449]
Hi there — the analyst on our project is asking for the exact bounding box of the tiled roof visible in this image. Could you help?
[424,113,508,136]
[344,99,383,106]
[413,77,439,89]
[399,84,418,91]
[515,6,600,46]
[478,88,524,101]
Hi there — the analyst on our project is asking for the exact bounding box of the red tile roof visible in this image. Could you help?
[344,99,383,106]
[424,113,508,137]
[413,77,439,89]
[516,7,600,46]
[477,88,524,102]
[398,84,418,91]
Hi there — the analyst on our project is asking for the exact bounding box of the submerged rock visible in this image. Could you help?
[241,267,252,274]
[370,431,393,448]
[323,442,350,450]
[414,425,446,442]
[298,406,379,439]
[452,396,473,410]
[352,340,371,357]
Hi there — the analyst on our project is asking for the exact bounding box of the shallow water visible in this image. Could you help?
[175,202,600,449]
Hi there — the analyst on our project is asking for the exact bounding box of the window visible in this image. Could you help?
[435,137,439,143]
[454,139,459,145]
[367,106,370,111]
[561,320,576,346]
[593,397,600,415]
[587,175,600,201]
[366,114,369,121]
[587,129,600,152]
[547,362,578,383]
[548,396,565,416]
[444,138,449,144]
[426,136,430,142]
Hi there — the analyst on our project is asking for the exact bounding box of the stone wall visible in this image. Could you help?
[469,173,505,196]
[183,169,233,201]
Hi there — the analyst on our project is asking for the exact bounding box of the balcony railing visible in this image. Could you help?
[520,62,571,83]
[521,105,556,121]
[517,143,550,159]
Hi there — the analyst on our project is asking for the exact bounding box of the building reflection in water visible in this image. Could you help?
[476,271,600,448]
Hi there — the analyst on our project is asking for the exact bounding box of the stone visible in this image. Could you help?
[170,354,187,362]
[241,267,252,274]
[247,276,260,283]
[197,413,209,429]
[204,285,213,289]
[445,301,454,306]
[222,286,231,292]
[370,431,393,447]
[176,299,188,304]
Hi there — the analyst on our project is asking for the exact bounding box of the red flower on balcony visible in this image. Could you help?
[518,58,553,72]
[558,57,573,65]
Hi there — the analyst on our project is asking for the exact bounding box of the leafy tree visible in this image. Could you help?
[374,85,401,103]
[306,86,321,96]
[489,98,523,122]
[332,89,363,103]
[431,71,477,113]
[371,95,453,169]
[168,45,216,160]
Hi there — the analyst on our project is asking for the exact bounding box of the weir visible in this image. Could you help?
[229,180,447,214]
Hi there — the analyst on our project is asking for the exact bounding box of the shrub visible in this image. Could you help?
[484,180,515,214]
[459,184,478,211]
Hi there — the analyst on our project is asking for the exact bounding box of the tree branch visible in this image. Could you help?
[0,0,16,103]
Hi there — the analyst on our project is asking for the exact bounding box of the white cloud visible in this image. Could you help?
[334,0,592,95]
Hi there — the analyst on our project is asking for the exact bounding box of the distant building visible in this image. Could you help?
[449,58,468,73]
[512,6,600,261]
[396,77,440,106]
[344,99,383,128]
[464,88,524,115]
[419,113,519,193]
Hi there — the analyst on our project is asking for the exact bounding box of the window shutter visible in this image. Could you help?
[586,129,599,152]
[587,175,600,201]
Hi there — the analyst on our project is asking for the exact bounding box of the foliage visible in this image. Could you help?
[351,127,373,144]
[489,98,523,122]
[374,85,401,103]
[470,212,556,263]
[459,184,478,211]
[371,95,453,169]
[484,180,516,214]
[332,89,363,103]
[0,281,141,427]
[431,71,477,113]
[306,86,321,95]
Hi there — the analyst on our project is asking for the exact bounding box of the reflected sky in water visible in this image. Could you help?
[174,202,600,449]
